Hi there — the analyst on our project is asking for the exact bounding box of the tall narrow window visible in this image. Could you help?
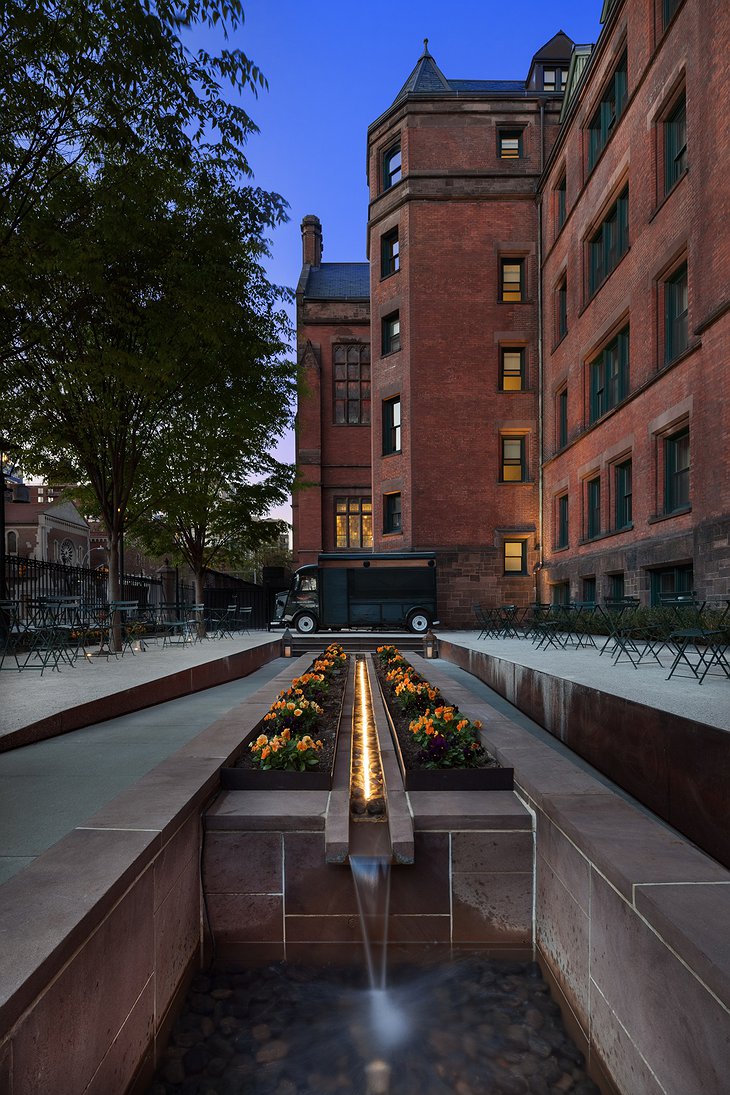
[498,129,523,158]
[382,396,401,455]
[614,460,633,529]
[587,477,601,539]
[556,275,568,341]
[500,348,525,391]
[7,530,18,555]
[381,228,400,277]
[333,344,371,425]
[501,259,525,302]
[664,94,687,194]
[582,576,597,603]
[664,263,688,364]
[589,327,629,423]
[382,144,401,190]
[555,174,566,232]
[556,494,569,549]
[609,572,625,600]
[589,187,629,296]
[383,492,402,534]
[558,387,568,449]
[382,311,400,355]
[503,540,527,574]
[588,51,628,170]
[501,436,526,482]
[335,497,373,549]
[665,428,689,513]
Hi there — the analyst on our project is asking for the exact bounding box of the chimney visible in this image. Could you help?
[301,214,323,267]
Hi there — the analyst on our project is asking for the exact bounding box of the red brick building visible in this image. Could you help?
[294,0,729,624]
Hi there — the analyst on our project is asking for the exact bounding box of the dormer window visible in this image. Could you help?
[543,67,567,92]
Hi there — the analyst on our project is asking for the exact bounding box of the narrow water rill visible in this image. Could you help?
[147,650,601,1094]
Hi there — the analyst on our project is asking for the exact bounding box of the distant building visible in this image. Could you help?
[294,0,729,623]
[4,499,90,564]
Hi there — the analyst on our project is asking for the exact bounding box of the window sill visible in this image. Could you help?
[382,529,403,537]
[660,339,696,371]
[381,347,401,359]
[498,479,534,486]
[648,506,691,525]
[552,544,570,553]
[334,421,371,427]
[552,330,568,352]
[380,269,400,282]
[382,450,402,458]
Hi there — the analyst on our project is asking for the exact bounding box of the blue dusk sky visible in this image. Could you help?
[212,0,605,519]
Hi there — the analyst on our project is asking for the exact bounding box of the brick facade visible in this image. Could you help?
[293,3,729,624]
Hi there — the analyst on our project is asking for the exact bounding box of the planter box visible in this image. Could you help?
[378,678,515,792]
[219,662,349,791]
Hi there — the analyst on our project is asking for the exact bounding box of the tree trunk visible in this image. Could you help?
[194,571,206,638]
[107,530,123,652]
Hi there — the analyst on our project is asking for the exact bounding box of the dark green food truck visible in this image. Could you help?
[273,552,438,634]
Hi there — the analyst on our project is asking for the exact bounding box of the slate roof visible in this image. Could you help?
[304,263,370,300]
[388,36,575,109]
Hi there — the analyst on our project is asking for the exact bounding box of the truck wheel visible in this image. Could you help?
[295,612,318,634]
[408,611,431,634]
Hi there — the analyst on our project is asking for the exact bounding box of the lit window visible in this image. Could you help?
[382,397,401,455]
[664,263,688,365]
[498,129,523,159]
[501,436,526,482]
[335,498,373,549]
[381,229,400,277]
[503,540,527,574]
[500,348,525,391]
[544,67,567,92]
[500,259,525,302]
[383,144,402,190]
[382,312,401,355]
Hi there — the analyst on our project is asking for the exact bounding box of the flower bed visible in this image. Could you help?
[220,644,349,790]
[374,645,513,791]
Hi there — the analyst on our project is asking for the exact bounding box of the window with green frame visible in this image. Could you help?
[586,476,601,539]
[663,0,682,30]
[614,459,632,529]
[664,94,687,194]
[556,275,567,341]
[650,564,693,604]
[589,188,629,296]
[556,493,569,549]
[382,396,401,455]
[503,540,527,574]
[588,51,627,170]
[501,436,526,481]
[381,228,400,277]
[664,427,689,513]
[582,576,597,604]
[552,581,570,605]
[589,326,629,422]
[558,387,568,449]
[664,263,688,364]
[382,311,401,355]
[383,492,402,533]
[555,173,566,232]
[609,572,625,601]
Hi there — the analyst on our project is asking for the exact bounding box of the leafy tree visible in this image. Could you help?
[2,156,294,610]
[134,402,293,609]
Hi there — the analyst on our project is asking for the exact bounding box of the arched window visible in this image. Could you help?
[7,530,18,554]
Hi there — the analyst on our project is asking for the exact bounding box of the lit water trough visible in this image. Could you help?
[350,656,386,821]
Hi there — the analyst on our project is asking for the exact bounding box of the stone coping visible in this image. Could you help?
[410,651,730,1012]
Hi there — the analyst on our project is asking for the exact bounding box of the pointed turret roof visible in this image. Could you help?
[530,30,575,62]
[392,39,451,103]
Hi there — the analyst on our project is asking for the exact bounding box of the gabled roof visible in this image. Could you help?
[531,30,575,61]
[303,263,370,301]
